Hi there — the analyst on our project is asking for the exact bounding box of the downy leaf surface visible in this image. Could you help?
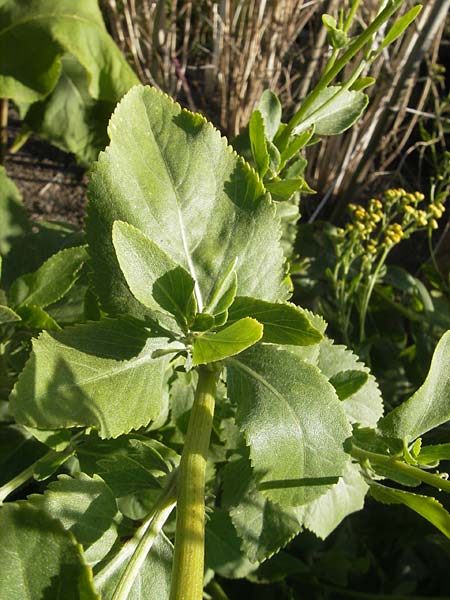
[227,296,323,346]
[303,462,368,539]
[192,317,263,366]
[0,0,137,104]
[87,86,285,318]
[112,220,196,328]
[10,318,170,438]
[227,345,351,506]
[293,86,368,136]
[0,503,99,599]
[379,330,450,442]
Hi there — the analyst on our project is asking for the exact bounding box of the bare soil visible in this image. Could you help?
[4,112,87,229]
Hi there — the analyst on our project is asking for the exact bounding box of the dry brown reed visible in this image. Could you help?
[100,0,448,204]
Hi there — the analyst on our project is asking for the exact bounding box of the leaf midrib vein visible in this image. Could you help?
[142,104,203,310]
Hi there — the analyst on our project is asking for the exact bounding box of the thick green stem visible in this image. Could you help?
[351,445,450,494]
[170,366,218,600]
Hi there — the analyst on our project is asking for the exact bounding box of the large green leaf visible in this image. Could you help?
[112,220,196,328]
[0,502,99,599]
[293,86,368,136]
[23,54,113,164]
[379,331,450,442]
[10,319,171,438]
[370,482,450,539]
[303,462,368,539]
[94,531,172,600]
[318,338,383,428]
[227,296,323,346]
[29,473,125,566]
[9,245,88,309]
[227,345,351,506]
[192,317,263,366]
[87,86,285,319]
[0,0,137,104]
[0,166,30,256]
[223,452,303,563]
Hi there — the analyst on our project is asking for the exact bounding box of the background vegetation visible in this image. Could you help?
[0,1,449,598]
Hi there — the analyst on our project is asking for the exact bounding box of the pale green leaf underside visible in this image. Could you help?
[303,461,368,539]
[192,317,263,365]
[0,503,99,599]
[87,85,285,319]
[9,245,88,309]
[370,482,450,539]
[227,345,352,506]
[10,319,170,438]
[294,86,368,136]
[112,220,196,327]
[0,0,138,104]
[379,330,450,442]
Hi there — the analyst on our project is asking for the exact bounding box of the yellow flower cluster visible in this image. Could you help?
[342,188,446,255]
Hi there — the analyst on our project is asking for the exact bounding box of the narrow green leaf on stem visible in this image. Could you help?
[111,487,176,600]
[380,5,422,51]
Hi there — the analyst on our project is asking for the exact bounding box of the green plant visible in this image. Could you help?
[0,0,138,163]
[330,188,445,348]
[0,80,449,600]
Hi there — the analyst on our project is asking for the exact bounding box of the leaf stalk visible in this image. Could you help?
[110,473,177,600]
[351,444,450,494]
